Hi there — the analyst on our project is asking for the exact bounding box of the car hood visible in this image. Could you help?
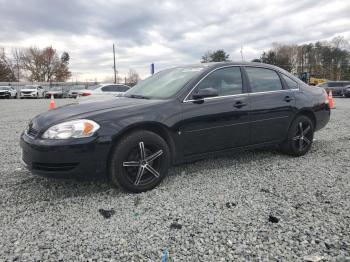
[47,91,62,94]
[31,97,163,130]
[21,89,36,92]
[0,89,10,92]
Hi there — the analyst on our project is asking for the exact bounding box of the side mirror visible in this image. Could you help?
[192,87,218,100]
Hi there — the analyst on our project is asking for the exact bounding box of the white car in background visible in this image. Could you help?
[78,84,130,99]
[0,86,18,99]
[20,85,45,99]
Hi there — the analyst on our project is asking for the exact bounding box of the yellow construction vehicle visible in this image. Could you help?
[309,77,327,86]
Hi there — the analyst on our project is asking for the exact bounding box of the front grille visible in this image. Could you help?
[32,162,79,172]
[26,126,39,138]
[21,91,33,94]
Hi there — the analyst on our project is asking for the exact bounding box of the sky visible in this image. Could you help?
[0,0,350,81]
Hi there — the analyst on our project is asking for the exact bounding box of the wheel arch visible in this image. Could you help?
[108,122,177,166]
[291,109,316,129]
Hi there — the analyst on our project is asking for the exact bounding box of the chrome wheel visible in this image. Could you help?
[123,142,163,186]
[293,121,312,152]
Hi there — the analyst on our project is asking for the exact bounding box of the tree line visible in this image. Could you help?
[0,46,71,82]
[200,36,350,81]
[252,36,350,80]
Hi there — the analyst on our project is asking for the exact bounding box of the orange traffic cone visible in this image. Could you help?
[328,90,334,109]
[49,94,55,110]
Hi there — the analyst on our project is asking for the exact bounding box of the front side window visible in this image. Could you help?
[245,67,283,92]
[193,67,243,97]
[281,74,298,89]
[101,85,114,92]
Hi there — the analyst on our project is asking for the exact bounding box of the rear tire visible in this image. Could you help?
[280,115,314,157]
[109,130,170,193]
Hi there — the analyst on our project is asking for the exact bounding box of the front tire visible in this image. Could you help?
[109,130,170,193]
[281,115,314,157]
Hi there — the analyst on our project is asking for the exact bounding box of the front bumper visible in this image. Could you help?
[20,93,37,98]
[0,92,10,98]
[20,133,111,178]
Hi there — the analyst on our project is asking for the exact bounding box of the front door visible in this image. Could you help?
[179,66,250,156]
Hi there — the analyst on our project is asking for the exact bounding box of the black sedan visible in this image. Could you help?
[20,62,330,192]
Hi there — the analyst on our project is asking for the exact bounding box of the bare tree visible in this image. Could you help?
[0,48,16,81]
[19,46,71,82]
[125,69,140,86]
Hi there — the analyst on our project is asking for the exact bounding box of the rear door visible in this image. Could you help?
[180,66,250,156]
[244,66,296,144]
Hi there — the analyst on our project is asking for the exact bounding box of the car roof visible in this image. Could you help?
[171,61,304,85]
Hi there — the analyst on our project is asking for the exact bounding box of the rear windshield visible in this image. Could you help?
[87,84,103,90]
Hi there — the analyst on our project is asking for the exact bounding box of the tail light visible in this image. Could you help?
[322,89,329,104]
[81,92,91,96]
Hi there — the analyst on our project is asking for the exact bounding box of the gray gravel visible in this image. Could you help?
[0,98,349,261]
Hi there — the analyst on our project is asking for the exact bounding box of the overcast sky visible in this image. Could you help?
[1,0,350,81]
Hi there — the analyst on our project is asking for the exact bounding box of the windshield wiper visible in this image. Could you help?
[126,94,150,99]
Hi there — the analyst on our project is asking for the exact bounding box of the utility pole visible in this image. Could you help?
[113,43,117,84]
[240,46,244,62]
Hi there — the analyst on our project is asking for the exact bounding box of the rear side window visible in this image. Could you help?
[245,67,283,92]
[281,74,298,89]
[194,67,243,97]
[114,85,130,92]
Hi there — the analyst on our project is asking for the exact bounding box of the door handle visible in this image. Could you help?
[233,101,247,108]
[284,96,294,102]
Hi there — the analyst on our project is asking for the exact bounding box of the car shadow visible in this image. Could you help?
[6,146,284,205]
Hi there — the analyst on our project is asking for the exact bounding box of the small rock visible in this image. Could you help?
[134,196,141,207]
[324,241,334,249]
[170,222,182,230]
[303,255,324,262]
[225,202,237,208]
[98,208,115,219]
[268,215,279,223]
[260,188,270,193]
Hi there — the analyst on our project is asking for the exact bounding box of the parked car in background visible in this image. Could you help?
[0,86,17,99]
[78,84,130,98]
[45,87,67,98]
[20,85,45,99]
[68,88,86,98]
[344,85,350,98]
[317,81,350,96]
[20,62,330,193]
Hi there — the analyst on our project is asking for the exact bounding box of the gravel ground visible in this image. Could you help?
[0,98,349,261]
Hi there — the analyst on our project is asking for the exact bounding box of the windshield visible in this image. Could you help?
[23,86,37,90]
[50,87,62,91]
[0,87,10,90]
[125,67,204,99]
[87,84,103,90]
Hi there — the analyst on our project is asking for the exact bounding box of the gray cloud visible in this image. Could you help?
[0,0,349,79]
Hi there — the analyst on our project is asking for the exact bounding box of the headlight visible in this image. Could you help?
[42,119,100,139]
